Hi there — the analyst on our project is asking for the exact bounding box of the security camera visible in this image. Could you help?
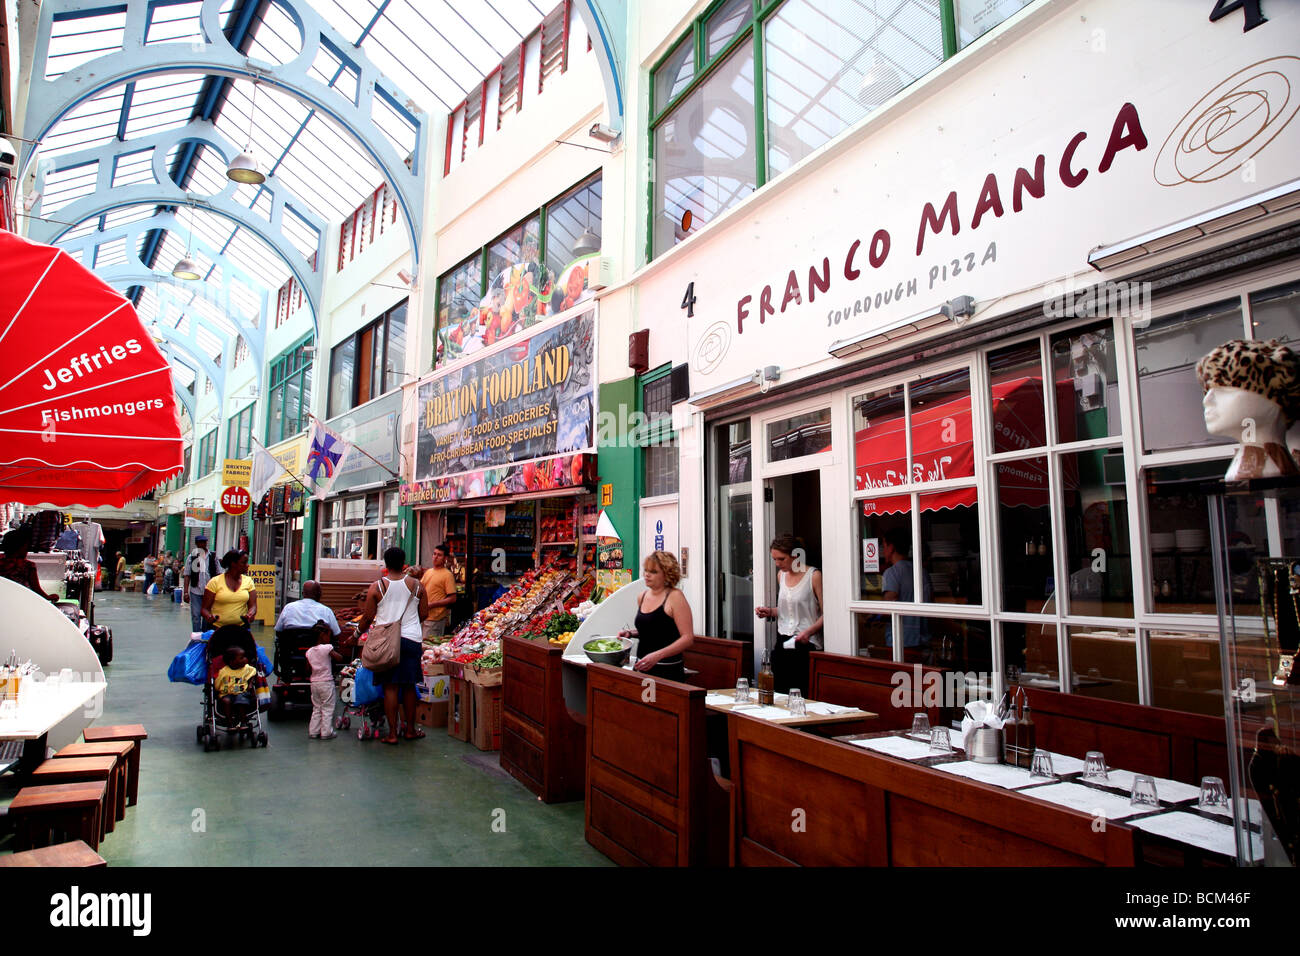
[0,137,17,177]
[589,123,621,145]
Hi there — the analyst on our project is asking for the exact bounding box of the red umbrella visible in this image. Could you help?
[0,229,183,507]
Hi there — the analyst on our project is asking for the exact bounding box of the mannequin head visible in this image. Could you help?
[1202,385,1287,444]
[1197,339,1300,479]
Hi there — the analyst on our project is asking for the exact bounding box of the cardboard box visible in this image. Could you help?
[423,672,451,702]
[447,677,470,741]
[464,665,503,687]
[422,660,447,678]
[415,699,448,729]
[470,682,503,752]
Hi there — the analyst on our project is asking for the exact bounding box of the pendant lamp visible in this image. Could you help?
[227,78,267,185]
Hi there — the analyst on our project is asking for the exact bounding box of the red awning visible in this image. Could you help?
[0,229,183,507]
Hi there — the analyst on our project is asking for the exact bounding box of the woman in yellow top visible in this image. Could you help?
[201,549,258,628]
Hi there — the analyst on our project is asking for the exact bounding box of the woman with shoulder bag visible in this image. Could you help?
[356,546,428,744]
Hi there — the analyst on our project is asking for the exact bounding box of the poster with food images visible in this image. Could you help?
[414,312,595,486]
[437,254,597,368]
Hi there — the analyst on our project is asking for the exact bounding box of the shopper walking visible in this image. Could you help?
[184,534,218,632]
[619,550,694,682]
[756,534,823,693]
[201,549,258,629]
[356,547,428,744]
[114,551,126,591]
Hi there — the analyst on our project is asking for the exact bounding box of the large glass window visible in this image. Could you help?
[955,0,1033,48]
[767,408,831,463]
[319,491,400,561]
[1051,323,1121,443]
[328,301,407,417]
[1250,280,1300,345]
[226,404,256,460]
[436,175,602,369]
[197,428,218,477]
[266,339,313,446]
[1061,449,1132,618]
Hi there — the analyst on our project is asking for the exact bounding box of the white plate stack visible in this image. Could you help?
[1150,532,1175,553]
[1175,529,1208,553]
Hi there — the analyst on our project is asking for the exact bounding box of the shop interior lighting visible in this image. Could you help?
[1088,178,1300,271]
[226,79,267,185]
[827,297,974,358]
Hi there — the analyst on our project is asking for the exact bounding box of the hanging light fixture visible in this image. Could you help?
[171,210,201,280]
[571,187,600,257]
[226,77,266,185]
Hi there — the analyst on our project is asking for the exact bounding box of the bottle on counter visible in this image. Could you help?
[1019,700,1037,768]
[757,654,775,706]
[1003,690,1020,765]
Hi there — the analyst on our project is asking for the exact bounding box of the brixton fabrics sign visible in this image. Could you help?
[222,458,251,487]
[248,564,278,625]
[415,312,595,484]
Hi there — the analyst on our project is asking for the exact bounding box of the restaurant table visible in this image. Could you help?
[835,728,1264,865]
[0,680,107,774]
[705,688,876,728]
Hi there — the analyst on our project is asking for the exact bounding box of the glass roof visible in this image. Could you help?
[37,0,556,355]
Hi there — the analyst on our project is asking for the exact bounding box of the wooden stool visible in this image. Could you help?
[81,724,147,805]
[31,757,123,832]
[0,840,106,867]
[52,741,133,823]
[7,782,107,851]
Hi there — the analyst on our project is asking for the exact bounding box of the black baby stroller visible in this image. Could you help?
[197,625,268,751]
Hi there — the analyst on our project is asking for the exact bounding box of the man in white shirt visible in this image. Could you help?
[275,580,341,636]
[184,534,218,632]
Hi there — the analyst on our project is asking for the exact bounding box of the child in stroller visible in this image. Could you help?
[198,625,268,751]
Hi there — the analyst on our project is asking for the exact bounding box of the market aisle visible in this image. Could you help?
[35,593,610,866]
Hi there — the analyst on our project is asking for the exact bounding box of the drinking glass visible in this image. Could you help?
[787,688,806,715]
[734,679,750,704]
[1029,749,1057,779]
[929,726,953,754]
[1130,774,1159,808]
[1083,751,1109,782]
[1198,776,1229,811]
[911,713,931,738]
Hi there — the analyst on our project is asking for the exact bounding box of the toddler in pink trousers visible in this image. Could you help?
[306,628,342,739]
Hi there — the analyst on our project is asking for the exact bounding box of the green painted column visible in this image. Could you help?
[165,513,183,552]
[400,503,417,560]
[301,499,318,581]
[598,378,640,572]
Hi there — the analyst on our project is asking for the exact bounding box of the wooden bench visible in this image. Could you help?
[7,782,108,852]
[584,663,730,866]
[52,741,134,823]
[0,840,106,867]
[81,724,147,805]
[682,636,746,692]
[808,652,947,731]
[501,636,585,803]
[1021,687,1228,784]
[727,716,1135,866]
[30,757,123,834]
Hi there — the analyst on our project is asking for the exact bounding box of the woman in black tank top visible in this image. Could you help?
[620,551,694,682]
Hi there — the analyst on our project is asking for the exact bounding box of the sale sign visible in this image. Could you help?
[221,486,252,515]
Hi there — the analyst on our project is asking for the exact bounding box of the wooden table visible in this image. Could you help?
[0,681,107,774]
[705,688,876,728]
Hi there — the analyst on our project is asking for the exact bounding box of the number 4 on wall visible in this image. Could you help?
[681,282,697,318]
[1209,0,1267,31]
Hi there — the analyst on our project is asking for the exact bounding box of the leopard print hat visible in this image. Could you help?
[1196,339,1300,426]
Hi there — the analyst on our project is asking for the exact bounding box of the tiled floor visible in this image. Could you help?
[2,593,611,867]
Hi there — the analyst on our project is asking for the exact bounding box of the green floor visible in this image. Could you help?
[3,592,611,867]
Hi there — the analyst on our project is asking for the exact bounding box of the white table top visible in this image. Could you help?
[0,681,106,740]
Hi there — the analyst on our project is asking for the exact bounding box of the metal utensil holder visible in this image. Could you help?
[967,726,1004,764]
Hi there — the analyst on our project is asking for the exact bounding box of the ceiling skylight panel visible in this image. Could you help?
[92,237,129,269]
[195,323,225,358]
[280,206,322,260]
[221,227,291,288]
[482,0,547,35]
[361,19,463,112]
[245,1,305,67]
[371,90,419,160]
[45,8,128,80]
[38,88,125,159]
[144,1,205,45]
[102,205,159,231]
[419,1,507,67]
[123,75,205,138]
[41,162,100,215]
[111,149,157,188]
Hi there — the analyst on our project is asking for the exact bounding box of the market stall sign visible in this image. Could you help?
[401,452,594,506]
[414,312,594,484]
[248,564,277,625]
[184,506,213,528]
[221,486,251,515]
[221,459,251,487]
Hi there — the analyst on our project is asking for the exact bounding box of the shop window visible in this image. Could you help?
[919,490,980,604]
[319,491,398,561]
[854,611,992,675]
[767,407,831,463]
[1134,299,1242,452]
[644,443,679,498]
[1148,628,1222,716]
[1050,323,1121,443]
[1145,461,1265,617]
[226,404,255,460]
[857,496,916,602]
[435,254,482,367]
[1068,624,1138,704]
[1250,280,1300,346]
[954,0,1034,48]
[995,456,1053,613]
[1003,621,1058,691]
[853,369,970,486]
[544,175,602,307]
[988,341,1046,454]
[765,0,942,176]
[328,301,407,417]
[1060,449,1132,618]
[652,42,757,258]
[854,385,906,490]
[487,215,543,322]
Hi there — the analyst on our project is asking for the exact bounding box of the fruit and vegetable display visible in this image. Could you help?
[427,558,596,664]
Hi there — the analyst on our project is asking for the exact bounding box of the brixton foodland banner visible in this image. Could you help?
[414,311,595,484]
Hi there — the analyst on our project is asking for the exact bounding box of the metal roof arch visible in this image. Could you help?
[21,0,428,264]
[150,322,226,400]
